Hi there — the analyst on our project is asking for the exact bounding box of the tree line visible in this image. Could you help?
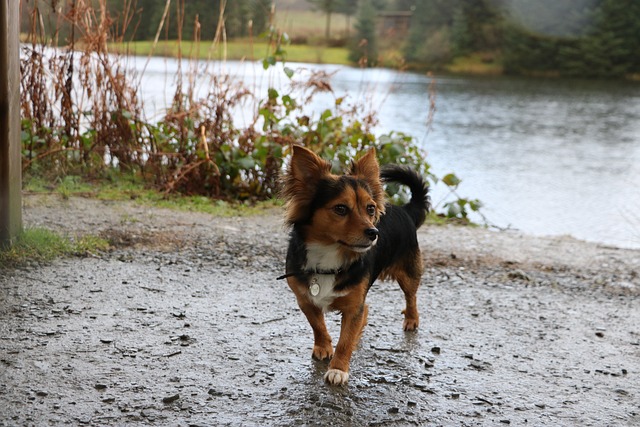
[361,0,639,78]
[109,0,274,40]
[22,0,640,78]
[125,0,640,78]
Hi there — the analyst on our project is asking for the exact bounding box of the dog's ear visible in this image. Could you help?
[350,149,379,179]
[282,145,332,225]
[350,149,386,216]
[289,145,332,183]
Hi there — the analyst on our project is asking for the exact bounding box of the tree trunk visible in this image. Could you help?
[325,12,331,43]
[0,0,23,247]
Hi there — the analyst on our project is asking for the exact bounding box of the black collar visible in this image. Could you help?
[276,268,343,280]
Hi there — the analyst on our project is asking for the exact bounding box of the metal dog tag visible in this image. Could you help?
[310,277,320,296]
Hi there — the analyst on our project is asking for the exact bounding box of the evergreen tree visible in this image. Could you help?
[596,0,640,74]
[451,5,472,55]
[349,0,378,66]
[251,0,273,36]
[559,0,640,77]
[394,0,417,10]
[337,0,359,37]
[403,0,457,65]
[307,0,339,42]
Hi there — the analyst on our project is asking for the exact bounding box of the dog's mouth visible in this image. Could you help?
[337,240,376,253]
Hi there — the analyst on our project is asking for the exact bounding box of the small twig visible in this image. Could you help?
[139,286,166,293]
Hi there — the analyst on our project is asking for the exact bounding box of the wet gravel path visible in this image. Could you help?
[1,195,639,426]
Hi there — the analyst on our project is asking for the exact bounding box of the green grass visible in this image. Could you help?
[109,39,351,65]
[24,173,282,217]
[274,10,352,40]
[7,174,281,267]
[0,228,110,268]
[445,52,504,75]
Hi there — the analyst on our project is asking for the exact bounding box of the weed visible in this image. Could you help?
[0,228,109,268]
[19,0,481,222]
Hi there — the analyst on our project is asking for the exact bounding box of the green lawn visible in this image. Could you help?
[109,39,351,65]
[274,10,352,40]
[108,8,354,65]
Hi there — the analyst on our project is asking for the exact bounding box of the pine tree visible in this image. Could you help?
[307,0,339,42]
[349,0,378,66]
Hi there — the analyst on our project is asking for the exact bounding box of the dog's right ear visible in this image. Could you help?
[282,145,332,225]
[289,145,332,184]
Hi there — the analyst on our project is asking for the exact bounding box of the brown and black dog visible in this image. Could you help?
[279,145,430,385]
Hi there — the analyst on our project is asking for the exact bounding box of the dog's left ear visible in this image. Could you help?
[350,149,386,215]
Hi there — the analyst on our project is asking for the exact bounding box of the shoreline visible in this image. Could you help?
[20,193,640,293]
[22,39,637,81]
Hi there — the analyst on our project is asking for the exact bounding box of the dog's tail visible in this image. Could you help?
[380,165,430,228]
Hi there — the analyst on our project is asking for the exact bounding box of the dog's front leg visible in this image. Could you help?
[288,278,334,360]
[298,299,334,361]
[325,303,368,386]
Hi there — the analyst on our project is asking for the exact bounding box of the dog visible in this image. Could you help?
[278,145,430,385]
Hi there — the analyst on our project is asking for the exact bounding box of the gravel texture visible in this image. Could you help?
[0,194,639,426]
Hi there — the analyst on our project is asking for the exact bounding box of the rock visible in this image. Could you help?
[162,394,180,404]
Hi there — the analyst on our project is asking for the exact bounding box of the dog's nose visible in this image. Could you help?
[364,228,379,241]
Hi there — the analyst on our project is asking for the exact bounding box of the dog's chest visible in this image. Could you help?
[307,274,342,311]
[304,243,346,311]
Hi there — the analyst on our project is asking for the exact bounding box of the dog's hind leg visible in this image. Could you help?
[396,266,422,331]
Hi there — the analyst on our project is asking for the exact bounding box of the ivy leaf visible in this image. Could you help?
[446,202,462,218]
[263,56,276,69]
[469,199,483,211]
[284,67,294,78]
[320,109,333,120]
[236,156,255,170]
[442,173,461,187]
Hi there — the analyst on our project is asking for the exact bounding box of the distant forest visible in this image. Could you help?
[22,0,640,78]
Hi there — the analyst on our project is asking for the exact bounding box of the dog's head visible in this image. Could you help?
[282,145,386,253]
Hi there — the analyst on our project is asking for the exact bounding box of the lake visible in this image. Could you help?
[133,57,640,249]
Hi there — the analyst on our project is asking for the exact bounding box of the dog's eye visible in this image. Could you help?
[366,205,376,216]
[333,205,349,216]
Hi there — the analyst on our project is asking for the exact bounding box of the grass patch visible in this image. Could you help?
[150,196,282,217]
[0,228,110,268]
[24,174,282,217]
[109,39,351,65]
[445,52,503,75]
[274,10,352,40]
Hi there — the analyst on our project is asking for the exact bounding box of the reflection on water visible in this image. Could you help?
[135,58,640,248]
[377,74,640,249]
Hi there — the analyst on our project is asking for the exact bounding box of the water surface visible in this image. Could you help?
[135,57,640,248]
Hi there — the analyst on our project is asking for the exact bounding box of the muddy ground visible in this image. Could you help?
[1,194,639,426]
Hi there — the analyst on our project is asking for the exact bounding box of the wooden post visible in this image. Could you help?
[0,0,22,248]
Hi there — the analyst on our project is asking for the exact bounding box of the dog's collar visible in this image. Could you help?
[276,268,343,280]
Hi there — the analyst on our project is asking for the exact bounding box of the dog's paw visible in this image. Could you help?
[403,318,419,331]
[401,309,419,331]
[324,369,349,385]
[312,345,334,361]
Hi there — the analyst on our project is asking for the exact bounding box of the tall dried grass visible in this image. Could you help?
[19,0,429,204]
[21,0,142,176]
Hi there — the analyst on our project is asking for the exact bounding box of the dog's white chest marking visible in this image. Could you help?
[308,273,343,311]
[305,243,345,311]
[305,242,342,271]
